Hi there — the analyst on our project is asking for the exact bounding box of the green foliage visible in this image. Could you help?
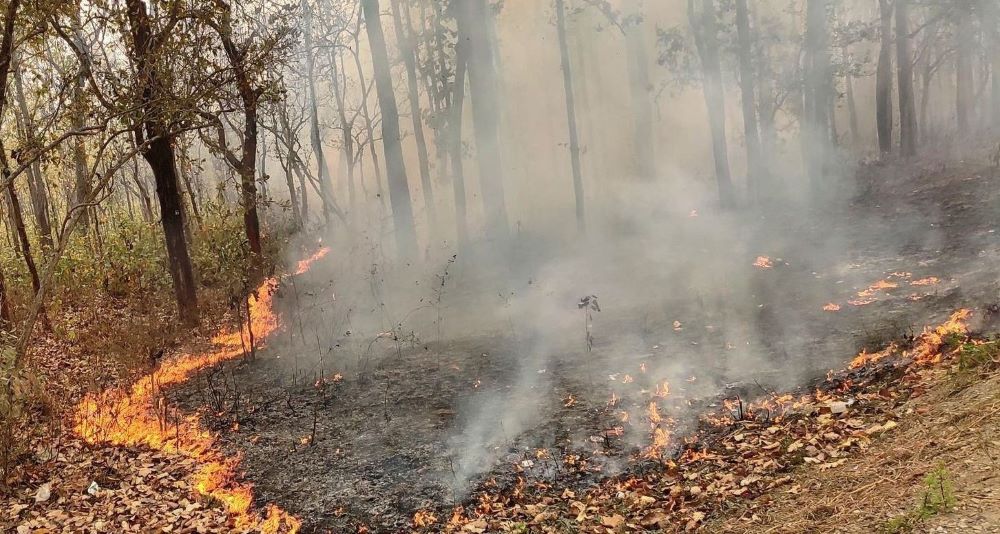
[191,201,254,296]
[880,464,955,533]
[56,218,173,302]
[957,339,1000,372]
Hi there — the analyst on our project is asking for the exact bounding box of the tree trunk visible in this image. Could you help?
[735,0,764,202]
[329,48,357,218]
[803,0,832,189]
[986,0,1000,130]
[956,7,974,133]
[688,0,734,209]
[456,0,511,240]
[363,0,418,257]
[0,261,11,326]
[277,104,302,229]
[876,0,893,155]
[214,8,265,258]
[390,0,437,239]
[896,0,917,155]
[71,10,91,233]
[624,8,655,181]
[126,0,199,323]
[842,46,860,148]
[132,157,154,223]
[145,138,199,323]
[555,0,585,232]
[302,0,335,224]
[352,15,386,205]
[3,174,41,297]
[450,40,469,249]
[11,66,54,249]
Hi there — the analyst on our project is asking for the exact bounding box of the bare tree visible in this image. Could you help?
[363,0,418,257]
[555,0,585,231]
[896,0,917,155]
[390,0,437,237]
[455,0,511,240]
[688,0,734,208]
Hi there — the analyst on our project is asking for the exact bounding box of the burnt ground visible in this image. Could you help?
[171,161,999,532]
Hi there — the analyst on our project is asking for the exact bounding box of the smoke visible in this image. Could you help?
[260,0,995,500]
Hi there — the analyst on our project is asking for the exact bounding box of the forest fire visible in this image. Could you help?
[295,246,331,275]
[849,309,971,368]
[71,250,331,534]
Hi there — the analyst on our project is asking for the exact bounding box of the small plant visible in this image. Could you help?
[432,255,457,341]
[880,463,955,533]
[956,340,1000,372]
[578,295,600,353]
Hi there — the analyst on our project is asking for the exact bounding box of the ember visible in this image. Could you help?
[753,256,774,269]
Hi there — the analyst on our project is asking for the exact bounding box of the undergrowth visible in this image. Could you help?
[0,205,288,487]
[880,464,956,533]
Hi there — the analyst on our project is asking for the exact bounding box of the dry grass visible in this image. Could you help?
[709,365,1000,533]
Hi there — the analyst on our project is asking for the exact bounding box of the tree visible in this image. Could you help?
[687,0,734,208]
[11,61,54,249]
[623,3,655,181]
[895,0,917,155]
[449,39,469,249]
[389,0,437,238]
[734,0,765,201]
[802,0,832,189]
[955,3,974,133]
[555,0,585,231]
[876,0,893,155]
[455,0,510,240]
[302,0,338,224]
[123,0,199,323]
[362,0,418,257]
[203,1,293,258]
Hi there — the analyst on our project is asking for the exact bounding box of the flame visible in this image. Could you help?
[72,249,332,534]
[910,276,940,286]
[294,246,330,275]
[911,309,970,364]
[753,256,773,269]
[413,510,438,527]
[654,380,671,398]
[823,303,841,312]
[849,309,971,368]
[643,401,672,458]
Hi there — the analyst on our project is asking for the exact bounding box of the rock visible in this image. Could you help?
[35,482,52,503]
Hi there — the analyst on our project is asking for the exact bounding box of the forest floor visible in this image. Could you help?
[3,158,1000,533]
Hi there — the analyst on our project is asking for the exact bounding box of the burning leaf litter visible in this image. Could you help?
[398,309,977,533]
[68,248,331,534]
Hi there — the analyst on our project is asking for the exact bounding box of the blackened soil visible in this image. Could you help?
[171,162,999,532]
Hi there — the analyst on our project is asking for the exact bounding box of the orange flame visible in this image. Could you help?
[294,246,331,275]
[849,309,970,369]
[72,249,333,534]
[753,256,773,269]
